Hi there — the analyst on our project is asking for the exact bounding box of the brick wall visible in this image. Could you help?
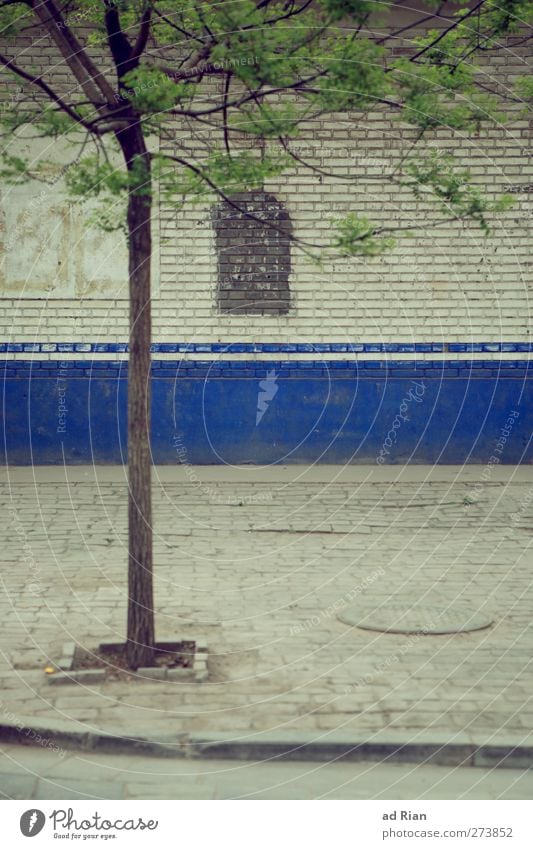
[0,19,531,368]
[0,23,531,352]
[1,15,531,466]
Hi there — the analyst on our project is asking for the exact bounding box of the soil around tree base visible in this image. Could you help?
[45,638,208,685]
[76,641,196,679]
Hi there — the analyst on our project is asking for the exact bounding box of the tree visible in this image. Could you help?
[0,0,530,668]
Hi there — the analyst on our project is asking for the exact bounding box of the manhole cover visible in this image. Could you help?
[338,603,493,635]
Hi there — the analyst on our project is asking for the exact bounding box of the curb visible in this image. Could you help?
[1,720,532,769]
[47,639,209,685]
[0,718,190,759]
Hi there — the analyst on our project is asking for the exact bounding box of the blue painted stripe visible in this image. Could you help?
[1,342,533,354]
[2,359,531,379]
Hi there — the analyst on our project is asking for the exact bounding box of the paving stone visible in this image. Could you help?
[0,468,531,742]
[34,775,125,799]
[0,772,37,799]
[124,781,215,799]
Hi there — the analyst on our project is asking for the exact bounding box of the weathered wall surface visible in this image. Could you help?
[0,25,531,344]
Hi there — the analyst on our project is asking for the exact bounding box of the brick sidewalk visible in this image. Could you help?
[1,466,532,742]
[2,742,533,800]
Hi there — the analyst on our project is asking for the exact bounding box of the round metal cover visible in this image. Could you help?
[338,603,493,635]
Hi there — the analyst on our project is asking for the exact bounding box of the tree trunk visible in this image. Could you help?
[118,124,155,670]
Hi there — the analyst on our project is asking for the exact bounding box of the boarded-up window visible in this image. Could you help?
[212,191,292,315]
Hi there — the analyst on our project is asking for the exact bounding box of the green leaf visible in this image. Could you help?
[401,151,515,232]
[121,68,190,113]
[317,38,390,110]
[0,153,31,183]
[331,213,395,256]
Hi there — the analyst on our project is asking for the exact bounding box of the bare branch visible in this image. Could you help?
[151,6,205,45]
[193,0,216,42]
[222,72,231,156]
[410,0,488,63]
[278,135,400,183]
[374,4,452,46]
[168,71,325,118]
[30,0,116,105]
[104,0,134,78]
[159,151,323,256]
[131,5,152,62]
[244,0,315,30]
[506,32,533,46]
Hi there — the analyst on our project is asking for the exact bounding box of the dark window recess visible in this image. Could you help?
[212,191,292,315]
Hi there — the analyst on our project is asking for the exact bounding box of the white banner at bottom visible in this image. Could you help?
[3,800,532,848]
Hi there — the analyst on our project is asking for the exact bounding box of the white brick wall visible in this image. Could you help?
[0,29,531,349]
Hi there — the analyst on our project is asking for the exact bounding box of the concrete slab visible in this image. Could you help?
[1,463,532,484]
[1,743,532,800]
